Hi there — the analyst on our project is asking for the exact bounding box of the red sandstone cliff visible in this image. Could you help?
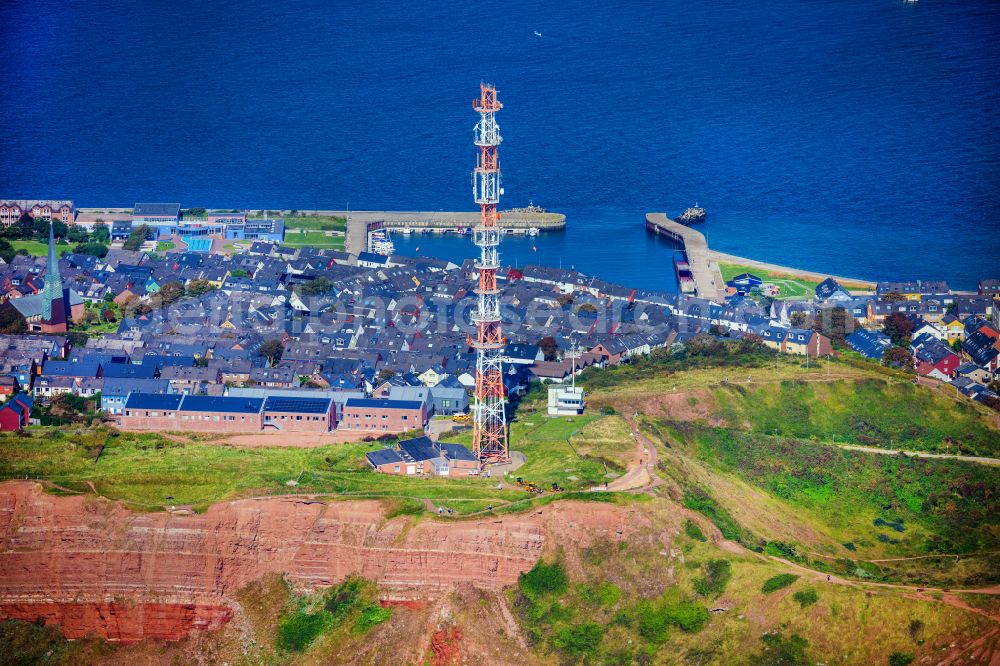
[0,482,644,642]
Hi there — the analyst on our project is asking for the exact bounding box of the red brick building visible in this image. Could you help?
[262,396,336,432]
[340,398,426,434]
[0,200,73,227]
[119,392,335,433]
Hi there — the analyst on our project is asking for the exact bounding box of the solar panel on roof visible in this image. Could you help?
[263,396,331,414]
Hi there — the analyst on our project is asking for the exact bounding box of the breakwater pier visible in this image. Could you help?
[645,213,725,302]
[344,210,565,255]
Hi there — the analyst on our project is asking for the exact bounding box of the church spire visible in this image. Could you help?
[41,220,64,323]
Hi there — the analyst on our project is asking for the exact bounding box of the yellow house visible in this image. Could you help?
[418,365,445,387]
[941,316,965,343]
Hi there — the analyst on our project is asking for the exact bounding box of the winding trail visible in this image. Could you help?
[837,444,1000,466]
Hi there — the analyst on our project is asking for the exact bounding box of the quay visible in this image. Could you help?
[645,213,725,302]
[342,209,565,255]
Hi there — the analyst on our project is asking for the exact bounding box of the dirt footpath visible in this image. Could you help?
[213,430,372,447]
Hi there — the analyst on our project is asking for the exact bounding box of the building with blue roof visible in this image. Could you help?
[845,329,893,360]
[367,435,478,477]
[342,397,426,433]
[263,395,335,431]
[119,391,337,433]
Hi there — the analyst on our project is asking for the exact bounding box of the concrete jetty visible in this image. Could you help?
[342,210,565,256]
[645,213,725,302]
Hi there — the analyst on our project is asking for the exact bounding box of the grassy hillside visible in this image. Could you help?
[710,379,998,457]
[655,421,1000,584]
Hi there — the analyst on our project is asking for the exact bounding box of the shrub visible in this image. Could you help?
[693,559,731,598]
[324,578,364,621]
[552,622,603,658]
[751,632,810,665]
[277,610,329,652]
[761,574,799,593]
[519,560,568,598]
[636,600,670,644]
[684,520,707,542]
[354,603,391,632]
[889,652,915,666]
[662,600,710,632]
[579,582,622,607]
[792,589,818,607]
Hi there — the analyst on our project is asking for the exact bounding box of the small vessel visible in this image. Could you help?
[677,204,706,225]
[368,229,395,255]
[400,227,413,235]
[527,227,539,236]
[534,31,542,37]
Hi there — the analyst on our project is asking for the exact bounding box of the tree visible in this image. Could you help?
[0,239,14,264]
[73,242,108,258]
[31,218,50,239]
[51,220,68,239]
[576,303,597,315]
[538,336,559,361]
[377,368,396,382]
[882,291,907,302]
[157,281,184,305]
[882,346,912,370]
[91,221,110,244]
[186,279,216,296]
[883,313,914,345]
[259,339,284,366]
[67,226,89,243]
[299,276,333,296]
[789,311,810,327]
[0,307,27,334]
[122,224,152,251]
[812,306,856,343]
[230,269,249,279]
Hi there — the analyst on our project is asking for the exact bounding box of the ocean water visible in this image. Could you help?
[1,0,998,290]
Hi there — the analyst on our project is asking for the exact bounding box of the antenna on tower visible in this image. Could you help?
[469,82,510,467]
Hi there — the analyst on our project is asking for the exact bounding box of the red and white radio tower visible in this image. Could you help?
[470,82,509,466]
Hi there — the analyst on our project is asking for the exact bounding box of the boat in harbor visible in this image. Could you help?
[527,227,539,236]
[677,204,706,225]
[368,229,395,255]
[673,250,697,294]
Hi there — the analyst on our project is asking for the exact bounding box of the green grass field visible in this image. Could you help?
[282,230,346,250]
[155,241,176,251]
[442,412,633,490]
[10,240,71,257]
[719,261,822,299]
[0,429,526,513]
[282,215,347,232]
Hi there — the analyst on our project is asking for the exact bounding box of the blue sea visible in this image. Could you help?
[2,0,998,290]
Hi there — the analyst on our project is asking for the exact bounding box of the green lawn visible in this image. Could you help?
[719,262,821,299]
[282,230,346,250]
[282,215,347,232]
[155,241,176,251]
[442,413,626,490]
[0,429,525,513]
[10,240,71,257]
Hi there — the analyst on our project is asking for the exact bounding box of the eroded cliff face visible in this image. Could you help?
[0,482,645,642]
